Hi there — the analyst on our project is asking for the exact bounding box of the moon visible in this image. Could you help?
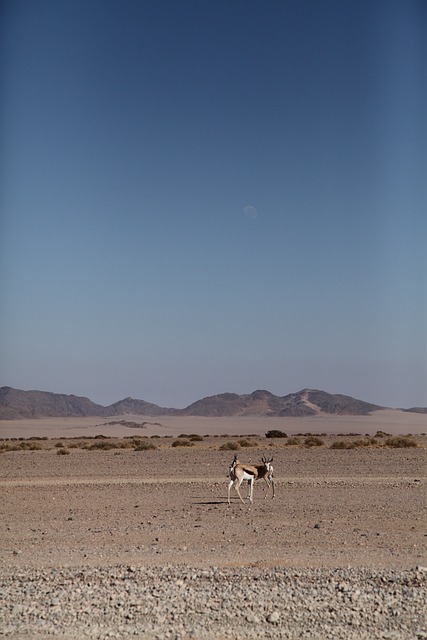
[243,205,258,220]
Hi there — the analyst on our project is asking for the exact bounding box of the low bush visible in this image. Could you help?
[353,438,378,447]
[304,436,324,447]
[385,436,417,448]
[265,430,288,438]
[238,439,257,448]
[330,441,356,449]
[286,437,301,446]
[134,442,157,451]
[219,441,240,451]
[189,434,204,442]
[171,439,193,447]
[88,440,133,451]
[57,448,70,455]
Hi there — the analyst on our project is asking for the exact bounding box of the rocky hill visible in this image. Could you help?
[105,397,173,417]
[0,387,106,419]
[0,387,174,420]
[0,386,391,419]
[178,389,383,417]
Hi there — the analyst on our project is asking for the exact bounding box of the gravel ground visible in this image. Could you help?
[1,565,426,639]
[1,443,426,638]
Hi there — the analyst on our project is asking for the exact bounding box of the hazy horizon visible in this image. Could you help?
[1,1,426,410]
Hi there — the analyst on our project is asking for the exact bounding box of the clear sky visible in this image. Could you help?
[1,0,426,409]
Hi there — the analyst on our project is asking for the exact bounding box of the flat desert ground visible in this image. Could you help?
[1,412,426,639]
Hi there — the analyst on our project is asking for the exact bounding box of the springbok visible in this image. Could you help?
[227,455,274,504]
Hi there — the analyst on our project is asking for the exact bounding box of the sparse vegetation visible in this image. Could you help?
[0,431,424,454]
[0,441,44,451]
[88,440,121,450]
[375,430,391,438]
[56,447,70,455]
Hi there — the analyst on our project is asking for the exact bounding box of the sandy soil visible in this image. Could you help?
[0,409,426,439]
[1,428,426,571]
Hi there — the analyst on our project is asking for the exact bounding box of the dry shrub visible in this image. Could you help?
[385,436,417,448]
[57,448,70,455]
[353,438,378,447]
[134,442,157,451]
[171,439,193,447]
[68,442,85,449]
[286,437,301,446]
[330,441,356,449]
[304,436,324,447]
[88,439,133,451]
[265,430,288,438]
[238,439,257,448]
[16,441,43,451]
[219,441,240,451]
[189,434,204,442]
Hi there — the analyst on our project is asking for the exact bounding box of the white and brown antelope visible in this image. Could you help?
[228,455,275,504]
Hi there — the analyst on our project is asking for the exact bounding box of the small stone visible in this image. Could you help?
[267,611,280,623]
[246,613,261,624]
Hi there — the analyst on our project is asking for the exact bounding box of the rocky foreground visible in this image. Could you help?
[1,565,426,639]
[1,442,426,638]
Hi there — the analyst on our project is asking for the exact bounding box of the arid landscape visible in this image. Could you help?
[1,411,426,638]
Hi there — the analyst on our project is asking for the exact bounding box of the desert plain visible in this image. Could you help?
[1,411,426,639]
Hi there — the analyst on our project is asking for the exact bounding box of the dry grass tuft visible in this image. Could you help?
[171,439,194,448]
[219,441,240,451]
[238,438,257,448]
[385,436,417,448]
[134,442,157,451]
[304,436,324,447]
[330,441,356,449]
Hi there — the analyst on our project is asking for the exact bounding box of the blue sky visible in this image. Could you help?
[1,0,426,409]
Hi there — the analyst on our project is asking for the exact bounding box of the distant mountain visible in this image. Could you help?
[178,389,383,417]
[402,407,427,414]
[0,386,393,419]
[0,387,175,420]
[105,397,174,417]
[0,387,106,419]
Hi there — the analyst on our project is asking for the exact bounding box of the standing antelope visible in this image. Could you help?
[228,455,275,504]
